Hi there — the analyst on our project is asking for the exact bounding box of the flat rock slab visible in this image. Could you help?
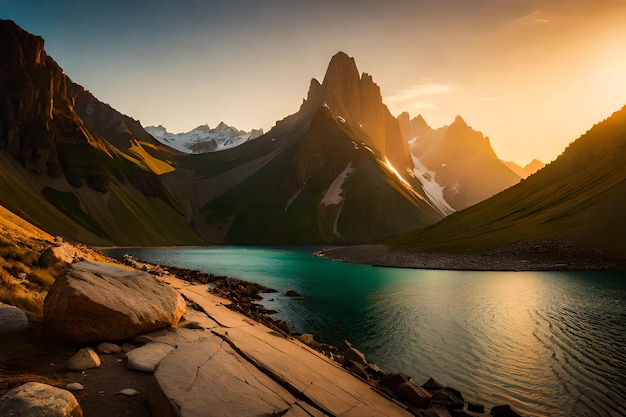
[154,334,298,417]
[127,342,174,372]
[163,277,412,417]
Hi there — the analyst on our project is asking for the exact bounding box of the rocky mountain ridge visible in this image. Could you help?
[145,122,263,154]
[398,112,522,210]
[0,19,552,247]
[0,21,447,245]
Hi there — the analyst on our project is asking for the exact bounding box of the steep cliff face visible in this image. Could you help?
[315,52,413,178]
[0,20,106,177]
[399,112,521,210]
[0,19,201,245]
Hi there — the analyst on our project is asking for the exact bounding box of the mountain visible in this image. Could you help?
[187,52,445,243]
[0,19,202,246]
[145,122,263,154]
[392,105,626,258]
[398,112,522,210]
[0,21,445,245]
[502,159,545,179]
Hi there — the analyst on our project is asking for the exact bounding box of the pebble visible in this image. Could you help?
[115,388,140,396]
[65,383,84,391]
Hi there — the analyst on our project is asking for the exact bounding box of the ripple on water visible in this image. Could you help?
[104,248,626,417]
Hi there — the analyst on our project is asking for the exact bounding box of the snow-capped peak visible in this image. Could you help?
[145,123,263,154]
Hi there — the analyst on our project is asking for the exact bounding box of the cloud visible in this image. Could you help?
[514,10,551,25]
[386,82,457,103]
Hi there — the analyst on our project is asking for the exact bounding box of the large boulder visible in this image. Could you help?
[0,382,83,417]
[44,261,185,343]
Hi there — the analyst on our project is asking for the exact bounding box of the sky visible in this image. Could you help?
[3,0,625,165]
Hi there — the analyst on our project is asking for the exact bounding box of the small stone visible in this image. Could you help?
[66,347,101,371]
[96,342,122,354]
[296,334,315,345]
[343,346,367,366]
[65,383,84,391]
[285,289,302,297]
[116,388,140,396]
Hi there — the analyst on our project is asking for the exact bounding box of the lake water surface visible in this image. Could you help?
[104,246,625,417]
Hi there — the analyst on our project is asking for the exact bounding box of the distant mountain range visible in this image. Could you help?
[391,105,626,258]
[1,18,620,262]
[145,123,263,154]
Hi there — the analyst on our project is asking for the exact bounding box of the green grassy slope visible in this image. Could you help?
[393,105,626,256]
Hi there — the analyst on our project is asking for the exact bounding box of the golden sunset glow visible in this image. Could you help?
[4,0,625,165]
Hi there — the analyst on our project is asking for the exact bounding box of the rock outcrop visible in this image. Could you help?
[0,382,83,417]
[44,261,185,343]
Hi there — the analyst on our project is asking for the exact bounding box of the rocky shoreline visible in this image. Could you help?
[317,241,626,271]
[2,254,527,417]
[120,255,525,417]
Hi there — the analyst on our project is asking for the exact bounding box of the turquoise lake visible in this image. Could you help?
[104,246,626,417]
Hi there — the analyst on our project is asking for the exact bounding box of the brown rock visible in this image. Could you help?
[379,372,410,393]
[343,346,367,366]
[0,302,29,335]
[96,342,122,354]
[44,261,185,343]
[66,347,101,371]
[397,381,432,409]
[0,382,83,417]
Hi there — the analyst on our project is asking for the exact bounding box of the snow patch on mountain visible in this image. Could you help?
[321,162,355,206]
[145,122,263,154]
[409,139,455,215]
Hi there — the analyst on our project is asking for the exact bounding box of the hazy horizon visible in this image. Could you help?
[3,0,625,165]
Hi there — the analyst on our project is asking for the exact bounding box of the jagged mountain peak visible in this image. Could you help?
[194,124,211,132]
[322,51,360,85]
[415,114,429,127]
[452,115,467,127]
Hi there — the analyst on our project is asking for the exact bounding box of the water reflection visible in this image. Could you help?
[104,247,625,417]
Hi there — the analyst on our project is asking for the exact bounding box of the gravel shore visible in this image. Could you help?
[318,241,626,271]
